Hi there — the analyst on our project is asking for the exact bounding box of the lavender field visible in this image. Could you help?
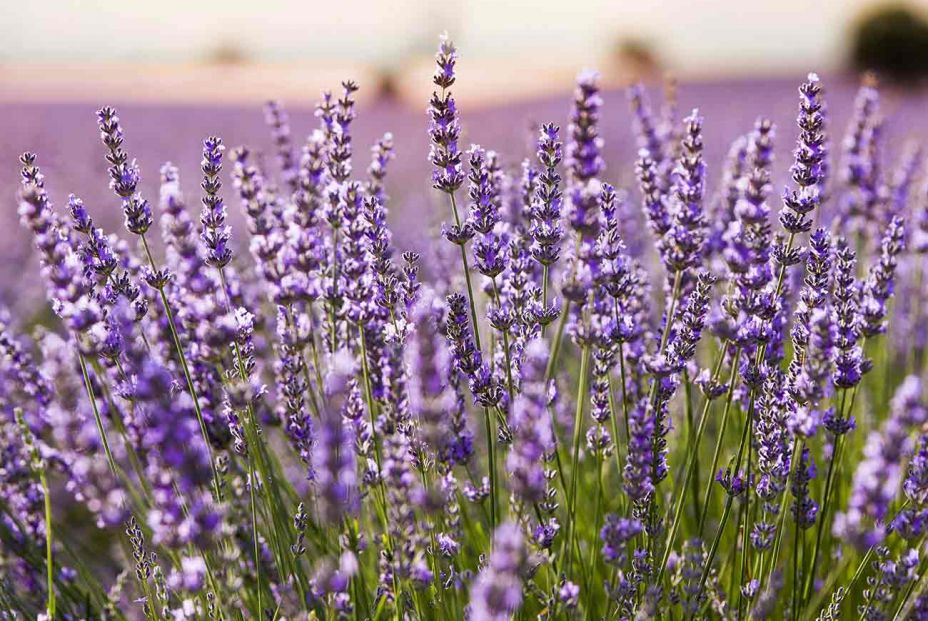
[3,33,928,620]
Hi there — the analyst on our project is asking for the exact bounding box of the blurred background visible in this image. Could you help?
[4,0,928,309]
[6,0,928,104]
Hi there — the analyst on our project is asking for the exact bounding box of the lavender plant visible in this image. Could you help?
[4,37,928,621]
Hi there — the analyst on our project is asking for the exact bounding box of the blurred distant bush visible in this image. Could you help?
[851,4,928,81]
[610,36,661,80]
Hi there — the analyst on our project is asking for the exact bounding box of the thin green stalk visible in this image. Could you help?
[737,409,754,617]
[77,351,117,474]
[759,439,804,595]
[659,343,734,582]
[249,454,263,617]
[697,352,742,535]
[803,429,846,606]
[491,278,515,403]
[447,192,482,351]
[564,343,592,576]
[19,407,57,620]
[607,379,625,487]
[485,406,498,534]
[544,300,571,383]
[683,370,700,515]
[541,264,550,338]
[696,388,754,604]
[792,511,802,620]
[692,495,733,621]
[140,234,221,501]
[41,469,55,619]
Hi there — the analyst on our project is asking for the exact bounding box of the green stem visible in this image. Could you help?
[484,406,498,534]
[140,234,221,502]
[693,495,733,620]
[40,469,55,619]
[697,350,742,535]
[696,387,754,604]
[564,343,592,576]
[249,453,263,617]
[77,351,117,474]
[803,430,846,606]
[491,278,516,403]
[541,264,549,338]
[544,300,571,383]
[759,439,804,595]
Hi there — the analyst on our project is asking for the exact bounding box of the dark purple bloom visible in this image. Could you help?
[832,238,864,390]
[790,447,818,529]
[199,136,233,270]
[755,369,792,500]
[445,293,501,407]
[779,74,827,238]
[624,399,657,502]
[600,514,642,564]
[428,34,464,195]
[97,107,153,236]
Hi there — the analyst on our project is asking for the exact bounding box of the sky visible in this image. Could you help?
[3,0,899,72]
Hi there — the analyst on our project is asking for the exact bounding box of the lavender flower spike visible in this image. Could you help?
[779,74,827,240]
[469,522,526,621]
[834,376,927,547]
[664,109,707,273]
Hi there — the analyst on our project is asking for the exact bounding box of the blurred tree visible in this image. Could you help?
[851,4,928,82]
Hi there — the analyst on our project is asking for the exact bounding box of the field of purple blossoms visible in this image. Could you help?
[4,33,928,621]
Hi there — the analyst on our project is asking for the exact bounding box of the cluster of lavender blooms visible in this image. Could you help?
[4,35,928,621]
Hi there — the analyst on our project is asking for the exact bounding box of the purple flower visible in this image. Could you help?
[468,522,525,621]
[779,74,827,238]
[18,155,103,342]
[263,100,298,193]
[905,435,928,506]
[313,350,359,524]
[445,293,501,407]
[790,447,818,529]
[860,215,905,338]
[199,136,233,270]
[832,238,864,390]
[507,339,554,503]
[428,34,464,195]
[834,376,927,547]
[529,124,564,268]
[663,109,707,273]
[624,399,657,502]
[600,514,642,564]
[628,84,670,190]
[367,132,395,203]
[839,77,882,231]
[566,71,605,185]
[97,107,153,236]
[667,272,714,370]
